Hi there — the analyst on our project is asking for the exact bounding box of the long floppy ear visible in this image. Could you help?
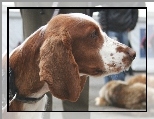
[39,32,86,102]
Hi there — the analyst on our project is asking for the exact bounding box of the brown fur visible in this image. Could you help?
[9,14,105,110]
[39,14,105,101]
[8,13,135,111]
[9,28,45,111]
[95,74,148,109]
[127,74,146,85]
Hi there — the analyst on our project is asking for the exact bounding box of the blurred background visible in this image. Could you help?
[2,2,154,119]
[3,2,150,72]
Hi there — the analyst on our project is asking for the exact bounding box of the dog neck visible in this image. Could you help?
[22,83,49,111]
[9,80,49,111]
[9,67,48,104]
[9,27,50,111]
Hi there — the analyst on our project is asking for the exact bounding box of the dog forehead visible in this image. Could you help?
[68,13,99,25]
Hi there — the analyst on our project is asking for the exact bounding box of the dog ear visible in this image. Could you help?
[39,32,87,102]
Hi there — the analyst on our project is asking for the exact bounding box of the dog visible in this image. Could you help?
[95,74,154,109]
[3,13,136,118]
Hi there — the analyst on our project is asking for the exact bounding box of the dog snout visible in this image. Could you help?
[127,48,136,60]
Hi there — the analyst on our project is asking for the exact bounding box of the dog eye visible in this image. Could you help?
[91,30,97,39]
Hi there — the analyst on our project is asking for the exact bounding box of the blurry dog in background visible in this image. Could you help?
[95,74,154,109]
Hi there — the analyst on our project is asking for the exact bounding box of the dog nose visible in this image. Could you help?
[127,48,136,60]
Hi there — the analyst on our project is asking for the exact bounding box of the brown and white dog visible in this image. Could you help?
[3,13,135,118]
[95,74,154,109]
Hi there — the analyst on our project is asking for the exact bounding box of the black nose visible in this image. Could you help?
[127,48,136,60]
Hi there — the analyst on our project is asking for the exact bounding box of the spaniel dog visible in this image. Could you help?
[3,13,136,119]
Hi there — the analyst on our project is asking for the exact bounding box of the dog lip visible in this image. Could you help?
[93,68,106,76]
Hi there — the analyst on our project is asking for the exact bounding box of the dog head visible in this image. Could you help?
[39,13,136,101]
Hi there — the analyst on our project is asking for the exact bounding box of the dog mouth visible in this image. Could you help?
[86,68,107,76]
[103,61,132,76]
[79,67,107,76]
[79,59,132,76]
[92,68,107,76]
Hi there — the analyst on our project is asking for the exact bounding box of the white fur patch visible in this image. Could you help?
[23,83,49,111]
[79,73,87,76]
[99,84,111,104]
[99,32,128,74]
[23,95,48,111]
